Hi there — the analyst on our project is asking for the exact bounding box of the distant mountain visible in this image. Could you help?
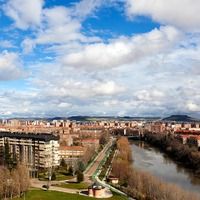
[48,117,68,121]
[162,115,199,122]
[4,115,161,122]
[67,116,161,121]
[67,116,90,121]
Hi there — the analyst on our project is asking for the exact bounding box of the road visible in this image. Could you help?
[84,138,114,179]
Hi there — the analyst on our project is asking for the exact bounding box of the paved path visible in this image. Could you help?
[84,138,114,181]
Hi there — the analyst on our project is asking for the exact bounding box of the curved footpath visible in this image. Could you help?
[31,179,81,194]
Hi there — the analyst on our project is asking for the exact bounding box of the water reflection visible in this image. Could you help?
[131,141,200,194]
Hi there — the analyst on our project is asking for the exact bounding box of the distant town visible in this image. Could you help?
[0,115,200,199]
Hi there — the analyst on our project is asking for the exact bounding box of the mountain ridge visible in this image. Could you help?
[162,115,199,122]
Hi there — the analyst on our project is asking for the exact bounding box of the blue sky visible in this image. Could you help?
[0,0,200,118]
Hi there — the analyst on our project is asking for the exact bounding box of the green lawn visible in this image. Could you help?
[14,190,128,200]
[39,172,73,181]
[56,182,89,189]
[55,174,74,181]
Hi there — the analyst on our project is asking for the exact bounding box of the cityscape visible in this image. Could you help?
[0,0,200,200]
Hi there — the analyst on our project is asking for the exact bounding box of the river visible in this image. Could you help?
[131,141,200,194]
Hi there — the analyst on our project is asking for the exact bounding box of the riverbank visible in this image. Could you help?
[144,132,200,176]
[131,141,200,194]
[111,137,200,200]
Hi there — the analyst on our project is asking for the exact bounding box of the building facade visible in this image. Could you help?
[0,132,60,172]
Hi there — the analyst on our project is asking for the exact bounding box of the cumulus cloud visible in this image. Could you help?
[0,51,24,80]
[36,6,85,44]
[186,102,200,112]
[1,0,200,117]
[0,40,15,48]
[3,0,44,29]
[135,89,165,101]
[94,81,125,95]
[125,0,200,31]
[21,5,101,53]
[63,26,181,69]
[72,0,104,19]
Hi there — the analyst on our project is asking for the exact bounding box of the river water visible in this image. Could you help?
[131,141,200,194]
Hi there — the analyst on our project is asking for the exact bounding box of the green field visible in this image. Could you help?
[39,172,73,181]
[15,190,128,200]
[56,182,89,189]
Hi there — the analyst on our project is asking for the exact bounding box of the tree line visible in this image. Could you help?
[111,136,200,200]
[0,164,30,199]
[144,132,200,175]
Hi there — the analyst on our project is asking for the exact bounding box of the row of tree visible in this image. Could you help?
[0,164,30,199]
[144,132,200,174]
[111,137,200,200]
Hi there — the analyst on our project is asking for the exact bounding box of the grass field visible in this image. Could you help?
[39,172,73,181]
[56,182,89,189]
[14,190,128,200]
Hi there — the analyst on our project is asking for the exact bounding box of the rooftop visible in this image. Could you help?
[0,131,59,142]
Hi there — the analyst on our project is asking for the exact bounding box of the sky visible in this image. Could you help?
[0,0,200,118]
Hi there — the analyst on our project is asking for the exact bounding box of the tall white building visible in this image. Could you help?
[0,132,60,174]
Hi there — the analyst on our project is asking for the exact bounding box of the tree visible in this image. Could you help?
[60,158,67,168]
[99,132,110,146]
[0,164,30,199]
[16,164,30,197]
[51,172,56,180]
[4,141,12,169]
[77,161,85,172]
[68,166,73,175]
[76,170,84,183]
[82,146,95,166]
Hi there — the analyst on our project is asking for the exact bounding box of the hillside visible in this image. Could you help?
[162,115,199,122]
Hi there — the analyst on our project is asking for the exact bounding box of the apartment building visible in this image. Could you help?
[0,132,60,172]
[81,138,99,150]
[59,146,86,164]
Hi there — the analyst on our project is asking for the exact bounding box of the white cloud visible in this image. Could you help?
[186,102,200,112]
[0,51,24,80]
[2,0,200,118]
[58,102,71,108]
[3,0,44,29]
[0,40,15,48]
[72,0,104,19]
[94,81,125,95]
[21,5,100,53]
[126,0,200,31]
[135,89,165,101]
[37,6,85,44]
[63,26,181,69]
[21,38,35,54]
